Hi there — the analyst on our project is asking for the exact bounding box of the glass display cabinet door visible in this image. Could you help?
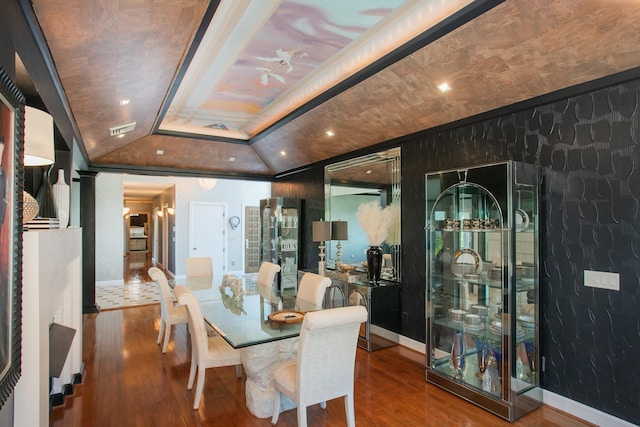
[510,173,539,407]
[260,203,277,264]
[427,181,505,396]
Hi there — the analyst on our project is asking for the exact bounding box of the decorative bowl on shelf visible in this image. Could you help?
[464,313,481,326]
[448,309,467,322]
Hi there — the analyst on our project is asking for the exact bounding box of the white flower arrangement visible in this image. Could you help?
[356,201,395,246]
[219,274,245,299]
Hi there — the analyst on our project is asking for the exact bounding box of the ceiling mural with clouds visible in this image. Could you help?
[160,0,449,140]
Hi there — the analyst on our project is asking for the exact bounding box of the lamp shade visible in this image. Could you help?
[331,220,348,240]
[24,106,55,166]
[312,220,331,242]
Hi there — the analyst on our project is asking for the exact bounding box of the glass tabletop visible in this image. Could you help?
[177,276,320,349]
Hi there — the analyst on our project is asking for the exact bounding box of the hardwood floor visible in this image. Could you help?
[50,305,594,427]
[124,251,154,283]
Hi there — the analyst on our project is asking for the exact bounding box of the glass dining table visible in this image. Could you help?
[174,275,320,418]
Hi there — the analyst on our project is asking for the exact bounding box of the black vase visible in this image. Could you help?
[366,246,383,285]
[35,173,57,219]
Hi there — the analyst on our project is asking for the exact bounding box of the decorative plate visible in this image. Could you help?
[268,310,305,325]
[451,248,483,277]
[515,209,530,232]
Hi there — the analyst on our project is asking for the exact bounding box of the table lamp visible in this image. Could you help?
[331,220,348,266]
[24,106,57,223]
[312,219,331,275]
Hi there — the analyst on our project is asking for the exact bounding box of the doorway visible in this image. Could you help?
[125,212,152,283]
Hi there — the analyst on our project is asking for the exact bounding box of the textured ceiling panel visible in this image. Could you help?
[95,134,272,176]
[32,0,210,160]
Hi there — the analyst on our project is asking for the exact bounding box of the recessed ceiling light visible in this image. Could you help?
[366,170,372,174]
[119,99,130,105]
[326,130,335,137]
[156,150,164,155]
[280,151,286,156]
[437,82,451,93]
[117,134,125,139]
[229,157,235,162]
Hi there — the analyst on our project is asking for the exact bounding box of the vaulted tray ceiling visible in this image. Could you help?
[30,0,640,179]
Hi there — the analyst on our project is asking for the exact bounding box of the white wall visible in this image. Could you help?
[95,173,270,284]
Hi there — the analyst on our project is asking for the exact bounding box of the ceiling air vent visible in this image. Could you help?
[109,121,136,137]
[205,122,228,130]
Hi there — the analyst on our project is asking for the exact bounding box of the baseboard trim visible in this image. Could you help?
[49,383,73,407]
[398,335,425,355]
[542,390,636,427]
[50,367,83,409]
[50,392,64,407]
[72,363,84,385]
[63,383,74,396]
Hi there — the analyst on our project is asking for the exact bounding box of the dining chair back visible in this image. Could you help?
[185,257,213,278]
[257,262,283,308]
[256,261,281,288]
[148,267,187,353]
[271,305,368,427]
[296,272,331,311]
[173,285,242,410]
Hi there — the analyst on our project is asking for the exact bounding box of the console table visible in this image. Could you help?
[298,269,400,351]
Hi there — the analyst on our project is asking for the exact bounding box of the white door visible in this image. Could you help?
[189,202,227,275]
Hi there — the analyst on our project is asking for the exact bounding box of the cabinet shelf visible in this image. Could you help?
[431,272,536,291]
[432,318,536,343]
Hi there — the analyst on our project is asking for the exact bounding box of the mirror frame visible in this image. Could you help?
[0,67,25,409]
[324,147,401,281]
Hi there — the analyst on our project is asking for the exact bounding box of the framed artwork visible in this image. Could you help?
[0,66,25,409]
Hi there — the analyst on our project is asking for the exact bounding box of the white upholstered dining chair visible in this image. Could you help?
[185,256,213,278]
[295,272,331,312]
[256,261,281,288]
[257,261,282,308]
[173,285,242,410]
[271,305,368,427]
[148,267,187,353]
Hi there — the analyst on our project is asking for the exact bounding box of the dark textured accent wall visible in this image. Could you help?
[401,79,640,424]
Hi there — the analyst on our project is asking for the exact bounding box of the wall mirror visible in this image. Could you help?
[325,147,401,281]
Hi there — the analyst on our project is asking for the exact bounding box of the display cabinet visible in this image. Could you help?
[260,197,300,290]
[425,161,541,421]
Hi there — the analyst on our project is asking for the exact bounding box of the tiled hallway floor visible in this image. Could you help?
[96,281,160,310]
[96,272,266,310]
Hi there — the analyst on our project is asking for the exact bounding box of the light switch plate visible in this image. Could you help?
[584,270,620,291]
